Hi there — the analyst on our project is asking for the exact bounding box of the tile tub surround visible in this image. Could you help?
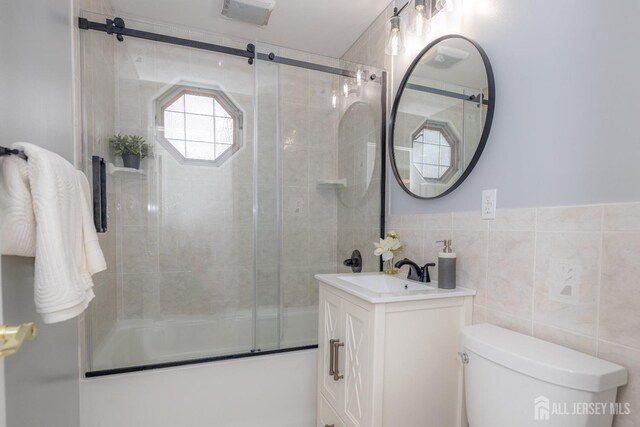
[337,3,391,276]
[108,37,260,323]
[388,203,640,426]
[278,58,343,307]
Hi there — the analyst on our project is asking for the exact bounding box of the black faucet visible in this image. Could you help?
[394,258,436,283]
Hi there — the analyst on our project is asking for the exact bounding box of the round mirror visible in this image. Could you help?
[389,35,495,199]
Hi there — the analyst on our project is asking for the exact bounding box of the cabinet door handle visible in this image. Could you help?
[325,424,335,427]
[329,339,337,376]
[332,339,344,381]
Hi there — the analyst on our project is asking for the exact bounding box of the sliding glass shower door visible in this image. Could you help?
[255,44,386,352]
[80,12,384,374]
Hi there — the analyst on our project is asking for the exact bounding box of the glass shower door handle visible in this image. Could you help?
[0,322,36,357]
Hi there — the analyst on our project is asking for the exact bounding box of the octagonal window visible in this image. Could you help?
[411,120,459,183]
[157,85,243,166]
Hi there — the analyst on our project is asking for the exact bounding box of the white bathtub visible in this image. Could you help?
[82,305,319,427]
[91,305,318,371]
[81,349,317,427]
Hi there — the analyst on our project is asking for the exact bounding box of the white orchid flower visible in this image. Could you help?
[388,238,401,251]
[373,233,403,260]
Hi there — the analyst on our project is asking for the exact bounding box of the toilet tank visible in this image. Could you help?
[462,324,627,427]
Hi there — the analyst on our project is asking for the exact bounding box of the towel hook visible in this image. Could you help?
[0,146,28,161]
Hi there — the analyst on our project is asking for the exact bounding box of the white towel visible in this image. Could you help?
[0,155,36,256]
[0,142,107,324]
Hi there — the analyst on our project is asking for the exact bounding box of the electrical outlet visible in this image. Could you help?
[481,189,497,219]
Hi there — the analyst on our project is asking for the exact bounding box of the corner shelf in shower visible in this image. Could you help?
[107,163,147,177]
[316,178,347,189]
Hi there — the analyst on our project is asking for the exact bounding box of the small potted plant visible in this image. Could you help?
[108,134,152,170]
[374,231,403,275]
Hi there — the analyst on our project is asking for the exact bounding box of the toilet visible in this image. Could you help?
[462,324,628,427]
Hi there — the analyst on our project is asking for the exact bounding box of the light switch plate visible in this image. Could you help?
[481,189,497,219]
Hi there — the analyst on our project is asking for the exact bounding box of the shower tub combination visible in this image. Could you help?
[78,10,385,426]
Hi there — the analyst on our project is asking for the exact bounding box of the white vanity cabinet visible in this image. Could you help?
[316,273,475,427]
[318,289,373,426]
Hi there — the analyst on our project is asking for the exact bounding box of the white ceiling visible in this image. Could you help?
[109,0,392,58]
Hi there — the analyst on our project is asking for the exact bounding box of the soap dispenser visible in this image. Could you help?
[436,240,456,289]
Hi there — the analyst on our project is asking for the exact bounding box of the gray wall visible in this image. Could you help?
[0,0,80,426]
[390,0,640,214]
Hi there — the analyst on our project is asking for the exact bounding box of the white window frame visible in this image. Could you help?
[155,84,243,166]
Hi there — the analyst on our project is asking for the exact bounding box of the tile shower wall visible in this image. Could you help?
[335,99,382,273]
[388,204,640,426]
[277,54,341,310]
[111,32,257,325]
[338,4,392,273]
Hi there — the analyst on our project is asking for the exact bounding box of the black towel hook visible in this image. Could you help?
[0,146,28,161]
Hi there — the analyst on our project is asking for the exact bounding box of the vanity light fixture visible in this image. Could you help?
[385,9,405,56]
[409,0,431,37]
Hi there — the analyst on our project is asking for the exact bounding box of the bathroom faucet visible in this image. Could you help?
[394,258,435,283]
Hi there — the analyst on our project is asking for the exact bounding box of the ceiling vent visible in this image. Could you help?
[221,0,276,27]
[423,45,470,69]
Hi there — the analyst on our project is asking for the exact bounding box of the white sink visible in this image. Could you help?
[338,274,433,293]
[315,273,476,304]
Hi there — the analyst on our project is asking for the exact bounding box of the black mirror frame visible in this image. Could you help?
[389,34,495,200]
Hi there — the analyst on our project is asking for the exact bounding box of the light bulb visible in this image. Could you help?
[389,32,401,55]
[385,15,404,56]
[414,14,425,36]
[343,82,349,97]
[410,0,431,37]
[331,92,337,109]
[356,68,363,86]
